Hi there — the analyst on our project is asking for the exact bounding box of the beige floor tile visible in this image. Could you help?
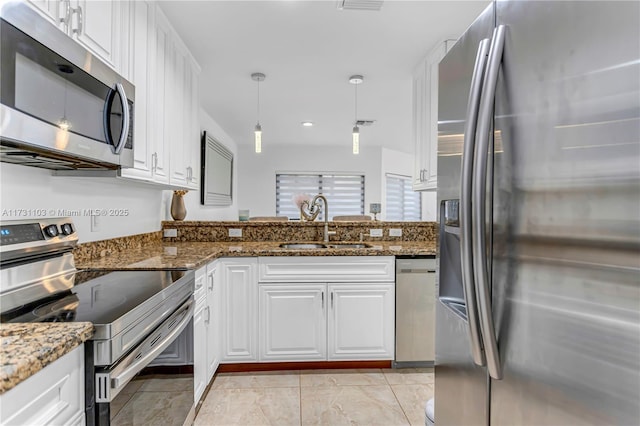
[111,390,193,426]
[211,370,300,389]
[390,384,434,426]
[137,375,193,392]
[300,368,387,387]
[195,387,300,426]
[383,368,435,385]
[301,385,409,426]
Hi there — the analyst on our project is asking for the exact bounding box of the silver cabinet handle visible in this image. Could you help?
[153,152,158,172]
[205,306,210,324]
[321,291,324,310]
[460,37,491,368]
[207,273,214,291]
[472,25,506,381]
[72,5,83,35]
[330,291,334,309]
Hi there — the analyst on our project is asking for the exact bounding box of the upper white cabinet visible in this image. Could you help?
[26,0,124,72]
[219,258,259,363]
[120,4,200,189]
[413,39,455,191]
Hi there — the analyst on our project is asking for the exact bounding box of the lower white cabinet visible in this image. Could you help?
[0,345,85,426]
[220,258,259,363]
[205,260,220,381]
[257,257,395,362]
[259,284,327,361]
[328,284,395,360]
[193,266,207,404]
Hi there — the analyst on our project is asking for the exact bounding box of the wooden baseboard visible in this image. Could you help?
[217,360,392,373]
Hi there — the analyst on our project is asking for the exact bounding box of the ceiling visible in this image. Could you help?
[159,0,490,154]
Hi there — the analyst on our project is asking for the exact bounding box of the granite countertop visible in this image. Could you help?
[76,240,436,271]
[0,322,94,394]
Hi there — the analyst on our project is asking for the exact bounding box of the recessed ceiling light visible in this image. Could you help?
[301,121,314,127]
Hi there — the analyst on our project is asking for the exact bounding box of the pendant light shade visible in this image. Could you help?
[349,75,363,155]
[252,72,265,153]
[352,125,360,154]
[254,123,262,153]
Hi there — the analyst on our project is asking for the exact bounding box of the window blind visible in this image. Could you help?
[276,174,365,220]
[385,174,421,221]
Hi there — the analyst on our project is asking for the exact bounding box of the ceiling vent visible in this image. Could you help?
[356,120,376,126]
[337,0,384,11]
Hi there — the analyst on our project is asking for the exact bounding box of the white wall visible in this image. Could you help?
[163,109,239,221]
[237,144,382,218]
[0,163,164,243]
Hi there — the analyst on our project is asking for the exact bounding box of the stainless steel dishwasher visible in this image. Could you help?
[394,257,436,367]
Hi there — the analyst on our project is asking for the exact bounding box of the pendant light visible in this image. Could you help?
[349,75,363,154]
[252,72,265,153]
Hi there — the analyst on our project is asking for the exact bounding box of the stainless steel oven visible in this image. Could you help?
[0,218,196,426]
[0,2,134,170]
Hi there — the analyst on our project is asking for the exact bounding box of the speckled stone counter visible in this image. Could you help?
[0,322,94,394]
[76,240,436,271]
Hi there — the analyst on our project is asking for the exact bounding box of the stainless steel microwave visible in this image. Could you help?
[0,2,134,170]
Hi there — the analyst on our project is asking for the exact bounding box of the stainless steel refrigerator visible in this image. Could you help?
[434,1,640,425]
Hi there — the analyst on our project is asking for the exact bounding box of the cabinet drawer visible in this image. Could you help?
[258,256,394,283]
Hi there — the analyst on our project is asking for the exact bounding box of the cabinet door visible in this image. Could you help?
[193,301,207,404]
[150,9,172,183]
[220,259,258,362]
[327,283,395,360]
[169,44,187,187]
[25,0,60,26]
[188,64,201,189]
[70,0,120,70]
[120,0,155,182]
[259,284,327,361]
[413,40,454,191]
[206,261,220,381]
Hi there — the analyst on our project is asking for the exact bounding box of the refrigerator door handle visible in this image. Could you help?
[472,24,506,381]
[460,37,491,368]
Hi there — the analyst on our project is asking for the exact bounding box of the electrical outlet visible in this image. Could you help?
[164,229,178,237]
[229,228,242,237]
[389,228,402,237]
[370,228,383,237]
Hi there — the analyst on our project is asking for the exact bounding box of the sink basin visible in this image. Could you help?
[279,243,328,249]
[327,243,372,249]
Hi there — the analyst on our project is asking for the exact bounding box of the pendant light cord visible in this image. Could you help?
[354,83,358,124]
[257,79,261,125]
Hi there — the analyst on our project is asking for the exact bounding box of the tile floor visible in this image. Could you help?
[194,368,433,426]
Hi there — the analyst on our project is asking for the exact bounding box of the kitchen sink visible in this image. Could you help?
[279,243,328,249]
[327,243,373,249]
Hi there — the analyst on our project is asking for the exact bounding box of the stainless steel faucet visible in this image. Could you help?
[300,194,336,242]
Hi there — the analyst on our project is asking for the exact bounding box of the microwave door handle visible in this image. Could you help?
[113,83,130,154]
[460,37,491,368]
[472,25,506,381]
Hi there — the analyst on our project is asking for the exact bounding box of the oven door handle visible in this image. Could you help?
[110,297,194,391]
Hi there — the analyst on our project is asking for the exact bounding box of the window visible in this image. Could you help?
[276,174,365,220]
[385,174,421,221]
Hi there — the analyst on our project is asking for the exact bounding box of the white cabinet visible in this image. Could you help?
[26,0,124,72]
[413,39,455,191]
[205,260,220,381]
[257,257,395,362]
[328,284,395,360]
[0,345,85,426]
[220,258,259,363]
[121,5,200,189]
[193,266,207,404]
[259,284,326,361]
